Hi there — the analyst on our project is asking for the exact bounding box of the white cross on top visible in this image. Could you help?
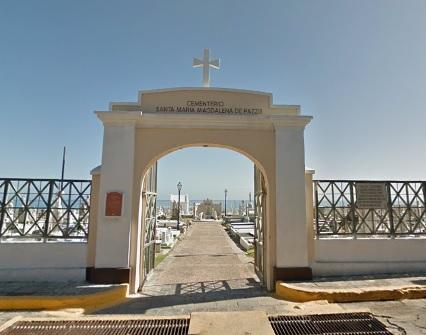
[192,48,220,87]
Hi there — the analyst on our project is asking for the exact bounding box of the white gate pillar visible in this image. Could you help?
[87,122,136,284]
[274,123,312,281]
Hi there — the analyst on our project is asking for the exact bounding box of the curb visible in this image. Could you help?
[275,281,426,303]
[0,284,128,311]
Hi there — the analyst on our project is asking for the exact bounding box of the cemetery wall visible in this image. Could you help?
[312,238,426,276]
[0,243,87,281]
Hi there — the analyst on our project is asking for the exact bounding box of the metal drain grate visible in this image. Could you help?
[269,312,393,335]
[1,319,190,335]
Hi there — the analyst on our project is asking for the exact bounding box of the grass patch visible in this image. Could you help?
[154,253,168,267]
[245,248,255,258]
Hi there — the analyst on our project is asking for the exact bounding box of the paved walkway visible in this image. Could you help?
[94,222,329,316]
[1,222,426,333]
[277,272,426,303]
[291,273,426,290]
[0,282,119,296]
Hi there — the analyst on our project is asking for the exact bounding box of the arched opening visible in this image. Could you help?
[91,88,312,297]
[131,145,270,295]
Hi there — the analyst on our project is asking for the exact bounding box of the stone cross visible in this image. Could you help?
[192,48,220,87]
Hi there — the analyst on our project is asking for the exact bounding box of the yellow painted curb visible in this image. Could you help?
[0,284,128,311]
[275,281,426,303]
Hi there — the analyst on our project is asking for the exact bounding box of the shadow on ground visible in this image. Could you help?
[91,223,281,315]
[91,278,275,314]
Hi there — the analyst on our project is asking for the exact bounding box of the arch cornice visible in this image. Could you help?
[95,111,312,129]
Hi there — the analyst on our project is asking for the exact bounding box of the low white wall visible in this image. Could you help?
[313,238,426,276]
[239,236,253,251]
[0,243,87,281]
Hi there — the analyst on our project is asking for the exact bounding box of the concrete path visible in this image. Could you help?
[288,273,426,290]
[0,282,120,296]
[93,222,338,316]
[145,221,255,285]
[2,222,426,333]
[277,273,426,303]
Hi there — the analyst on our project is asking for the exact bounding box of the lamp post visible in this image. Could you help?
[224,188,228,217]
[177,181,182,230]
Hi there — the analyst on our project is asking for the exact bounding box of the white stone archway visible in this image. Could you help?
[87,88,312,294]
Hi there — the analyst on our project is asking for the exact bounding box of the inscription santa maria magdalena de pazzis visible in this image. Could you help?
[154,100,262,115]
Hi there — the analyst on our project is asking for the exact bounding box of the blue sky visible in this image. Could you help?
[1,0,425,199]
[157,148,253,201]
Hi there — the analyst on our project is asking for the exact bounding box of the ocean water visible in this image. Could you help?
[156,199,251,211]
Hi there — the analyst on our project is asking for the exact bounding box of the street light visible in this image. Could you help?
[224,188,228,217]
[177,181,182,230]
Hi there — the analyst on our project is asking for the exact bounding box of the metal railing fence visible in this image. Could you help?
[314,180,426,237]
[0,178,91,241]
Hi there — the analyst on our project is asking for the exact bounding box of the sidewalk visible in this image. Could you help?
[1,227,426,334]
[276,273,426,303]
[93,222,278,315]
[0,281,120,296]
[0,282,127,311]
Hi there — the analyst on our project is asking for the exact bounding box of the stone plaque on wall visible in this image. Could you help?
[356,183,387,209]
[105,192,123,216]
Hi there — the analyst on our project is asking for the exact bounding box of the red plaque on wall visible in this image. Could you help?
[105,192,123,216]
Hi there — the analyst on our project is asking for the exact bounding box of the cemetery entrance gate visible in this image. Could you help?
[88,87,312,293]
